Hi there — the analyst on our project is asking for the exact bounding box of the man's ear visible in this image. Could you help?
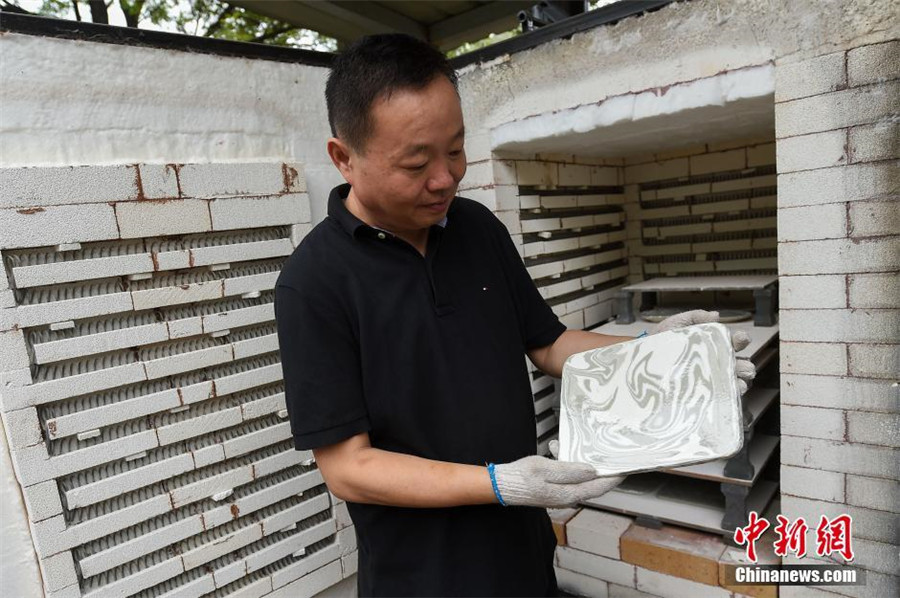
[326,137,355,184]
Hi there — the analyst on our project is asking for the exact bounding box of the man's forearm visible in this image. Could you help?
[532,329,635,378]
[321,445,498,508]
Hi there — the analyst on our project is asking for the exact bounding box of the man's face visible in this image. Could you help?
[338,75,467,236]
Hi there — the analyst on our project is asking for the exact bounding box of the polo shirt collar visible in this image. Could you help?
[328,183,449,239]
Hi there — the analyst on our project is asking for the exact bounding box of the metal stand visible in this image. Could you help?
[635,515,664,529]
[720,483,751,538]
[615,290,636,324]
[753,286,778,326]
[723,429,755,480]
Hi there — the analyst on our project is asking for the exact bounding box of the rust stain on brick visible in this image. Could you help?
[166,163,183,198]
[842,52,850,91]
[230,504,240,520]
[134,164,146,200]
[47,421,57,436]
[179,284,190,290]
[843,129,852,164]
[176,387,184,406]
[16,207,44,215]
[188,250,195,268]
[150,251,160,271]
[109,202,123,238]
[845,274,851,308]
[282,163,300,193]
[844,345,851,376]
[210,379,217,398]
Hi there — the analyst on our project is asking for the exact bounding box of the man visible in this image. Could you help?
[274,34,754,597]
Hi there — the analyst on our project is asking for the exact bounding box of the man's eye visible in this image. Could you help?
[450,150,463,158]
[406,163,427,170]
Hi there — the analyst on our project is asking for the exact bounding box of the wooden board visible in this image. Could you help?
[623,275,778,292]
[589,320,779,360]
[752,346,778,371]
[583,477,779,535]
[743,386,779,430]
[661,433,780,486]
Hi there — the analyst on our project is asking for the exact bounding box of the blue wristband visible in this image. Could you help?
[636,330,649,338]
[487,463,507,506]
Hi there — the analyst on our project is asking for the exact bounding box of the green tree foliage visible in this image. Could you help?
[446,27,520,58]
[3,0,336,50]
[3,0,620,56]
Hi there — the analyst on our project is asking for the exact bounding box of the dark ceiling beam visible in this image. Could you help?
[234,1,426,45]
[231,1,365,44]
[311,1,427,39]
[428,0,534,50]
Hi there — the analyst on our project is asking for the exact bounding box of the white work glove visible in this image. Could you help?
[491,441,625,508]
[652,309,756,395]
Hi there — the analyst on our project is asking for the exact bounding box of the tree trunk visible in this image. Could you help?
[88,0,108,24]
[118,0,145,28]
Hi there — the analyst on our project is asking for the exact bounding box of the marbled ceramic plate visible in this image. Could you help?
[558,322,743,476]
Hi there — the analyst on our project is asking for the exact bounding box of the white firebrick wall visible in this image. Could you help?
[1,1,897,597]
[0,33,344,225]
[0,162,358,598]
[774,40,899,598]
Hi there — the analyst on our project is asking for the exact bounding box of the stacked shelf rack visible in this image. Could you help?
[574,275,781,540]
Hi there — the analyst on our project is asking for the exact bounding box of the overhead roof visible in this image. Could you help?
[0,1,673,68]
[231,1,537,51]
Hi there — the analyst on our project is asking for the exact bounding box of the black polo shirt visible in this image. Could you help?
[274,183,567,597]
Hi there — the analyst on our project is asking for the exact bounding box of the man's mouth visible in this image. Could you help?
[423,198,450,209]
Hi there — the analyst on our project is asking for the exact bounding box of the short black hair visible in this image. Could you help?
[325,33,459,154]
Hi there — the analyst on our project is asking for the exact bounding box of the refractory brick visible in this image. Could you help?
[0,162,344,598]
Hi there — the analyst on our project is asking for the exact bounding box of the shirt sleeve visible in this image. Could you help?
[274,282,371,450]
[488,211,568,351]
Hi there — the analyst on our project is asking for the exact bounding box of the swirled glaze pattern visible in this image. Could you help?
[558,322,743,476]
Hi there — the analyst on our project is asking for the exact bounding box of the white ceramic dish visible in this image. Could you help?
[557,322,743,476]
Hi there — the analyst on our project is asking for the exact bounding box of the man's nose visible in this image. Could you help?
[427,160,458,191]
